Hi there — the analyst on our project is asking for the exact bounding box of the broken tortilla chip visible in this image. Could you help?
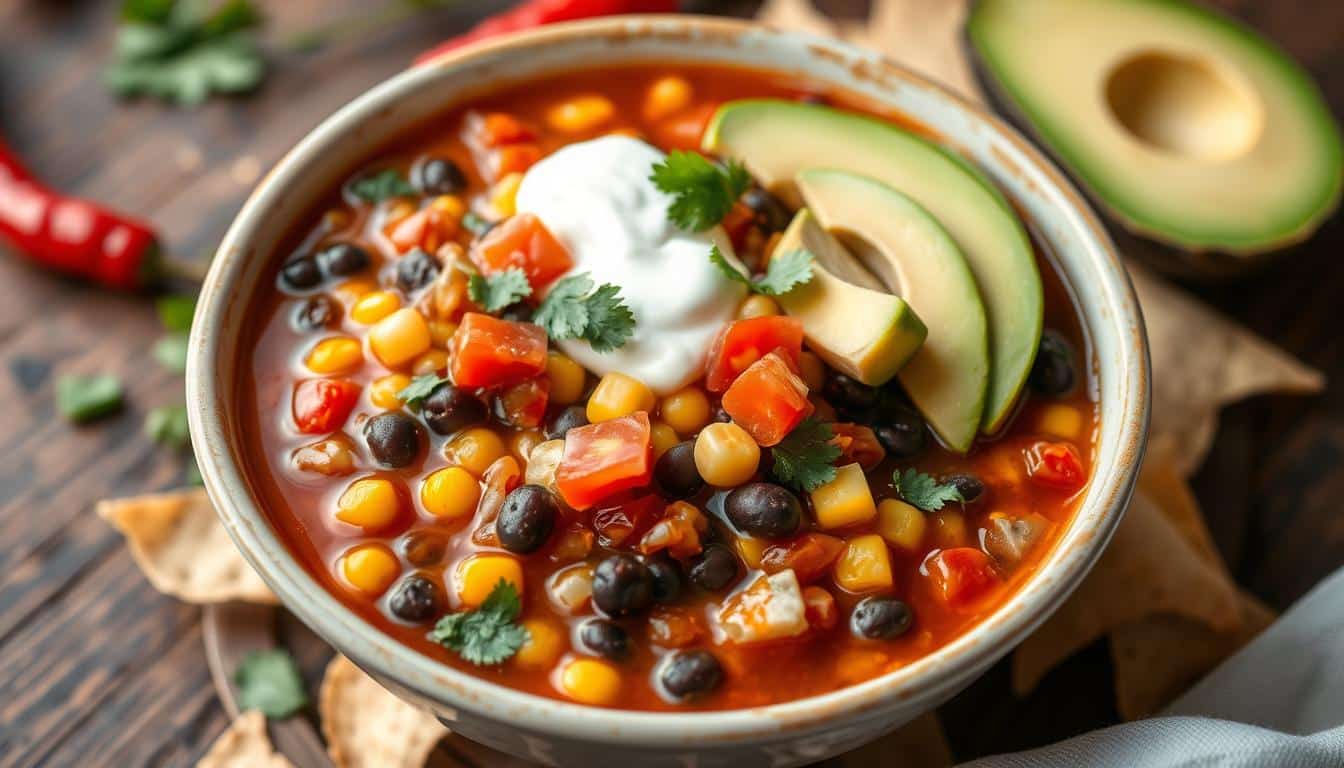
[98,489,277,605]
[830,712,953,767]
[320,655,446,768]
[196,710,294,768]
[755,0,839,38]
[849,0,984,102]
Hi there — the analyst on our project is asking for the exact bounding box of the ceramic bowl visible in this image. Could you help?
[188,16,1150,767]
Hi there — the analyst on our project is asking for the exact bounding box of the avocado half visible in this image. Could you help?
[969,0,1343,256]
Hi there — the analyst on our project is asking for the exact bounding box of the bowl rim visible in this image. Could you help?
[188,14,1150,746]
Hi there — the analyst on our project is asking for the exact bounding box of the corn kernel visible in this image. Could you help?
[546,352,587,406]
[735,534,768,569]
[586,372,655,422]
[557,657,622,706]
[1037,404,1084,440]
[546,95,616,134]
[490,172,524,217]
[694,422,760,487]
[430,195,467,219]
[335,477,402,531]
[659,387,711,435]
[455,554,524,607]
[412,348,449,376]
[797,351,826,392]
[932,510,969,549]
[834,534,894,593]
[445,427,507,478]
[332,278,378,305]
[420,466,480,520]
[351,291,402,325]
[369,307,432,368]
[643,76,693,121]
[810,463,877,529]
[877,498,926,553]
[651,421,679,459]
[305,336,363,374]
[515,619,566,669]
[428,320,458,349]
[370,374,412,409]
[341,544,400,596]
[737,295,781,320]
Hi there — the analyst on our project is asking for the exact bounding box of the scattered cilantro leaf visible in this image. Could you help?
[235,648,308,719]
[770,417,841,492]
[56,374,125,424]
[145,404,191,449]
[461,212,496,238]
[396,374,448,409]
[153,333,190,373]
[156,295,197,332]
[893,468,964,512]
[534,273,635,353]
[468,268,532,313]
[708,245,814,296]
[427,580,529,666]
[349,169,416,203]
[649,151,751,231]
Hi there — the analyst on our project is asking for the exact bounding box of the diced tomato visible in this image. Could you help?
[1025,441,1087,490]
[760,533,845,584]
[493,376,550,429]
[449,312,548,389]
[704,316,804,393]
[470,213,573,292]
[386,208,456,253]
[592,492,662,547]
[467,111,536,148]
[924,548,1000,612]
[292,378,360,434]
[829,423,886,471]
[653,102,720,150]
[721,352,813,446]
[555,412,653,509]
[493,144,543,177]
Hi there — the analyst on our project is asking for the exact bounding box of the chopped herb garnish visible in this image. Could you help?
[349,169,416,203]
[461,212,495,238]
[56,374,125,424]
[709,245,814,296]
[534,273,635,353]
[770,417,842,492]
[468,268,533,313]
[235,648,308,719]
[145,404,191,449]
[396,374,448,408]
[152,333,190,373]
[893,468,965,512]
[427,580,529,666]
[649,151,751,231]
[156,295,197,332]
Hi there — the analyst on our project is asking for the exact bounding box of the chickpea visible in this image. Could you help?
[546,352,587,406]
[445,427,507,478]
[737,295,780,319]
[659,387,711,435]
[651,422,680,460]
[694,422,760,487]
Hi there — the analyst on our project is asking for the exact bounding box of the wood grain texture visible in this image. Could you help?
[0,1,1339,766]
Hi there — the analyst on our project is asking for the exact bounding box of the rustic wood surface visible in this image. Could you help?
[0,1,1340,766]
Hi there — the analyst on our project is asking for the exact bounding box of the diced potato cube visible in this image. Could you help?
[454,554,523,607]
[810,464,877,529]
[734,534,769,569]
[715,570,808,644]
[931,510,969,549]
[547,563,594,614]
[1038,404,1084,440]
[834,534,894,593]
[877,498,927,553]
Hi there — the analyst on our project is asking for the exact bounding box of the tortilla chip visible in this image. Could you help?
[831,712,952,767]
[1137,459,1221,565]
[320,655,446,768]
[755,0,839,38]
[197,710,294,768]
[849,0,983,103]
[98,489,277,605]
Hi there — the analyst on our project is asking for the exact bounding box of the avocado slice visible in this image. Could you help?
[969,0,1342,254]
[795,170,989,453]
[704,100,1041,435]
[773,209,927,388]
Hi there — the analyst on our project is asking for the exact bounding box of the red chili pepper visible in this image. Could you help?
[0,138,160,290]
[414,0,680,65]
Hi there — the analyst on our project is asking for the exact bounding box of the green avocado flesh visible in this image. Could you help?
[796,170,989,454]
[773,209,928,389]
[969,0,1343,254]
[704,99,1041,436]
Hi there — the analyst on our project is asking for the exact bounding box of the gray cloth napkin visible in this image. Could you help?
[963,566,1344,767]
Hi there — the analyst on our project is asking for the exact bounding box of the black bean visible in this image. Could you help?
[399,530,447,567]
[688,545,739,592]
[545,405,589,440]
[496,485,559,554]
[364,412,423,468]
[396,248,440,293]
[659,650,723,701]
[387,574,440,624]
[1030,330,1076,397]
[875,404,927,459]
[280,254,322,290]
[500,303,534,323]
[850,597,913,640]
[421,384,487,435]
[292,295,338,331]
[741,187,791,233]
[647,555,683,604]
[724,482,802,539]
[711,405,732,424]
[411,156,467,195]
[825,373,879,413]
[315,242,371,278]
[654,442,703,499]
[946,474,984,503]
[591,553,654,618]
[578,619,631,661]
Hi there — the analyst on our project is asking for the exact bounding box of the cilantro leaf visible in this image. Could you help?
[56,374,125,424]
[348,169,415,203]
[235,648,308,719]
[708,245,814,297]
[427,580,529,666]
[153,333,190,373]
[770,417,842,492]
[893,468,964,512]
[468,268,532,313]
[156,294,197,331]
[461,212,496,237]
[649,151,751,231]
[145,404,191,449]
[534,273,635,353]
[396,374,448,409]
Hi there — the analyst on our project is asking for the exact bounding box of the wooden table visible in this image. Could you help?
[1,1,1340,765]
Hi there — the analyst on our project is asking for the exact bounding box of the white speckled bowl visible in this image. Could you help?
[188,16,1149,767]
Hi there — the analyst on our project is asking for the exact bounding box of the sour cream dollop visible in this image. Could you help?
[515,136,746,395]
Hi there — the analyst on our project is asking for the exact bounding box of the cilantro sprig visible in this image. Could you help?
[145,404,191,449]
[349,169,416,203]
[235,648,308,719]
[650,151,751,231]
[893,469,964,512]
[770,417,842,492]
[396,374,448,409]
[709,245,814,296]
[56,374,125,424]
[468,268,532,313]
[427,580,529,666]
[534,273,635,353]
